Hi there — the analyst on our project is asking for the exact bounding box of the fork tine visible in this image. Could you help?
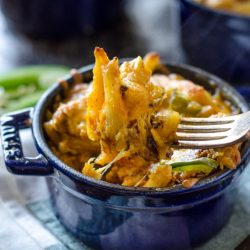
[175,139,228,149]
[177,132,228,141]
[176,121,230,145]
[175,111,250,149]
[181,116,235,124]
[177,123,231,133]
[175,134,247,149]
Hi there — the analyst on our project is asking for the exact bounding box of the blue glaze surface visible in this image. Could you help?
[0,108,53,175]
[46,173,238,250]
[1,63,250,249]
[180,0,250,85]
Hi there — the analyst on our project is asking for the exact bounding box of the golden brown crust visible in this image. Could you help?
[44,49,241,188]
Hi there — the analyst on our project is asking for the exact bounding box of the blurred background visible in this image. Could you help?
[0,0,183,73]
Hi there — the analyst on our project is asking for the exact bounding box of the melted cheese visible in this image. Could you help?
[44,48,241,188]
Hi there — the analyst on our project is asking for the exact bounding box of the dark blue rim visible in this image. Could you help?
[181,0,250,20]
[32,62,250,196]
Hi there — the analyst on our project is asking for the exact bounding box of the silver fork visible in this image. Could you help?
[175,111,250,149]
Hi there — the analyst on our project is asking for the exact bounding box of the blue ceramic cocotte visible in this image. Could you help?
[1,63,250,250]
[180,0,250,86]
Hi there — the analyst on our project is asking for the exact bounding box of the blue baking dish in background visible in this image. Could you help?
[0,0,125,38]
[180,0,250,86]
[0,63,250,250]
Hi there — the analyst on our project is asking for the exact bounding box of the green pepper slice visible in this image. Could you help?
[172,164,214,174]
[6,91,44,112]
[170,157,218,169]
[160,157,218,174]
[0,65,69,90]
